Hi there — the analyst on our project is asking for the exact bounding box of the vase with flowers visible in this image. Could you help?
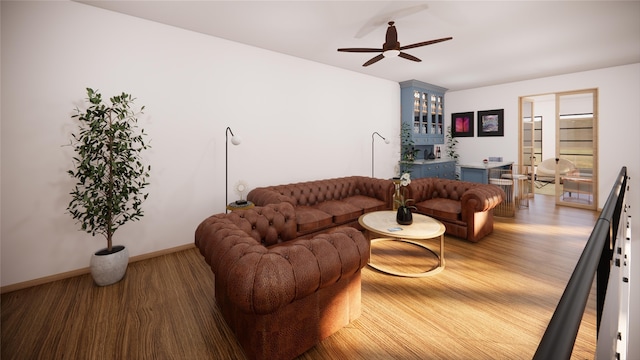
[392,179,402,211]
[394,173,416,225]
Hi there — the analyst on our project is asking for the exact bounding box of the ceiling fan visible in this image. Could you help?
[338,21,452,67]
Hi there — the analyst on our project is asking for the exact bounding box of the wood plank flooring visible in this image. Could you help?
[1,194,599,359]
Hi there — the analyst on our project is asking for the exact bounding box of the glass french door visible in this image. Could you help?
[555,89,597,209]
[519,89,597,210]
[520,97,536,198]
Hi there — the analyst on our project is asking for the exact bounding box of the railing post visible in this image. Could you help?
[597,222,612,332]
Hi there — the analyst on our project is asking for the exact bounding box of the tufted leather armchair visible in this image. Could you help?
[195,202,369,360]
[407,178,505,242]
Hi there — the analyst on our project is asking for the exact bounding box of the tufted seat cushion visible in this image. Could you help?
[316,200,362,224]
[416,198,461,222]
[342,195,388,213]
[294,206,333,233]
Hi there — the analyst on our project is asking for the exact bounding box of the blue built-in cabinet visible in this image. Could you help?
[399,80,452,180]
[400,80,448,146]
[403,159,456,180]
[460,162,514,184]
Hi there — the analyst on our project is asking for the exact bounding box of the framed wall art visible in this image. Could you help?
[451,112,474,137]
[477,109,504,137]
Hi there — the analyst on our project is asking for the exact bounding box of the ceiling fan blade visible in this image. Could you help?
[363,54,385,67]
[398,52,421,62]
[337,48,383,53]
[399,37,453,50]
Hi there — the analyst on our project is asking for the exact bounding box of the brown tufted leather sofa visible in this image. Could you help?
[194,202,369,360]
[407,178,505,242]
[247,176,395,237]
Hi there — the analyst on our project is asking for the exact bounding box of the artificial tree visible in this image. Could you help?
[67,88,150,253]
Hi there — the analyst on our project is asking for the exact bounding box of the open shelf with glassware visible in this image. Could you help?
[400,80,448,146]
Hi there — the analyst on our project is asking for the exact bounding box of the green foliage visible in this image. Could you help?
[67,88,150,251]
[445,125,460,179]
[400,122,418,175]
[445,125,459,162]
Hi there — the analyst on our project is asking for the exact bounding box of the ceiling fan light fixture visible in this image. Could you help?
[338,21,452,66]
[383,49,400,58]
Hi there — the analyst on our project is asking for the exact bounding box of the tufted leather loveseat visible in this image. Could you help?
[195,202,369,360]
[407,178,505,242]
[247,176,395,237]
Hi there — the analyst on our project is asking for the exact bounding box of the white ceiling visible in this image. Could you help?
[80,1,640,91]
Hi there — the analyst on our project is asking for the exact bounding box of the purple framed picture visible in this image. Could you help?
[451,112,474,137]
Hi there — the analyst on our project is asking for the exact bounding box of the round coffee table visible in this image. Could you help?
[358,211,446,277]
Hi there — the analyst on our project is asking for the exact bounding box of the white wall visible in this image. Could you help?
[445,62,640,357]
[0,1,400,287]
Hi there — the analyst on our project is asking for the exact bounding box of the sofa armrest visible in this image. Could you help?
[460,185,505,217]
[247,187,296,206]
[406,178,434,203]
[355,177,395,207]
[195,214,369,315]
[196,202,298,247]
[247,227,368,314]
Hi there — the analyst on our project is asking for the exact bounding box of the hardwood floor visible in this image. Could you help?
[1,194,599,359]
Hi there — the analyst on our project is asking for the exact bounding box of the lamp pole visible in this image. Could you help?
[371,131,389,178]
[225,127,241,213]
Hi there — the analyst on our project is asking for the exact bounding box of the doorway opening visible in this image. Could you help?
[519,89,598,210]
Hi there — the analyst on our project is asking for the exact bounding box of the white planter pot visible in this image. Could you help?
[90,245,129,286]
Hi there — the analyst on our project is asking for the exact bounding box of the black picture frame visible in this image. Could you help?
[477,109,504,137]
[451,112,474,137]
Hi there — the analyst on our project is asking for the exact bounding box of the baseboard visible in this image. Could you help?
[0,243,196,294]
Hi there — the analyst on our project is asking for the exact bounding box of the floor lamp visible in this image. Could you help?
[371,131,390,178]
[226,127,241,213]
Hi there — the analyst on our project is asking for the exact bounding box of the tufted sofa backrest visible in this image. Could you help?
[248,176,393,208]
[196,202,298,247]
[430,179,479,200]
[353,177,394,205]
[408,178,483,202]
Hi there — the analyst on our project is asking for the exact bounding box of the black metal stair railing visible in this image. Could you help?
[533,166,628,360]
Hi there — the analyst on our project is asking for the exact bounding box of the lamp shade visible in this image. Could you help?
[231,136,241,146]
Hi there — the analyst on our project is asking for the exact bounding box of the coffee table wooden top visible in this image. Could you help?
[358,211,445,240]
